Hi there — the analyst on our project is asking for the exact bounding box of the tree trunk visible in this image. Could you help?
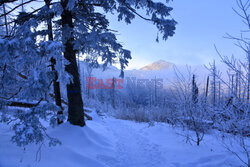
[196,135,200,146]
[45,0,63,124]
[3,4,8,36]
[205,76,209,98]
[247,52,250,101]
[51,58,64,124]
[61,1,85,126]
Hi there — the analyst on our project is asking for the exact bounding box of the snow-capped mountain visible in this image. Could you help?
[78,59,213,93]
[79,60,211,85]
[140,60,174,71]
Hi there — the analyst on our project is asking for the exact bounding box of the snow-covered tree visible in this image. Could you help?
[212,0,250,165]
[170,68,211,146]
[58,0,177,126]
[0,15,64,146]
[0,0,177,146]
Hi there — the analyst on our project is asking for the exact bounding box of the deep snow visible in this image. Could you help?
[0,110,245,167]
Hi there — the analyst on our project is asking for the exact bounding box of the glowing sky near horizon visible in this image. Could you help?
[107,0,247,70]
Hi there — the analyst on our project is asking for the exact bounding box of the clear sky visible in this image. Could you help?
[107,0,246,70]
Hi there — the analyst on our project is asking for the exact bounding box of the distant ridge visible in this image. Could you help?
[140,60,174,71]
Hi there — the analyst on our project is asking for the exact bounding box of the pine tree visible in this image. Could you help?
[59,0,177,126]
[0,0,177,147]
[0,14,62,146]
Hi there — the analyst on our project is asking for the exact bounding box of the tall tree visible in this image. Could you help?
[58,0,177,126]
[60,0,85,126]
[0,0,177,128]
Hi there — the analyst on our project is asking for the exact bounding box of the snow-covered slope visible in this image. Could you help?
[0,110,244,167]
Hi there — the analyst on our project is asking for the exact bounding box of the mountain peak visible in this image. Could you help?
[140,60,174,71]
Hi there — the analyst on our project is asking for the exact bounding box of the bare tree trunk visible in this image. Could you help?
[111,77,115,109]
[238,72,241,99]
[154,76,157,105]
[82,66,85,96]
[86,65,92,99]
[248,51,250,101]
[2,4,8,35]
[219,81,221,104]
[21,0,24,12]
[232,74,234,96]
[196,132,200,146]
[236,72,239,99]
[206,76,209,98]
[212,61,216,106]
[61,0,85,126]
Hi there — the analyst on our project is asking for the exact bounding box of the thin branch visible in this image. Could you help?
[0,0,17,6]
[0,6,42,26]
[0,0,36,18]
[124,3,152,21]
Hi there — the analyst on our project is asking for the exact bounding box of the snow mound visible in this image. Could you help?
[0,117,115,167]
[0,111,245,167]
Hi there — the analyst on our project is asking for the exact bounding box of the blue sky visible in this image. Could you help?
[107,0,246,69]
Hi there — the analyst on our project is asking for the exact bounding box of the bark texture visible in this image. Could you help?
[61,0,85,126]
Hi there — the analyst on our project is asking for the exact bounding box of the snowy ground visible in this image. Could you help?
[0,110,245,167]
